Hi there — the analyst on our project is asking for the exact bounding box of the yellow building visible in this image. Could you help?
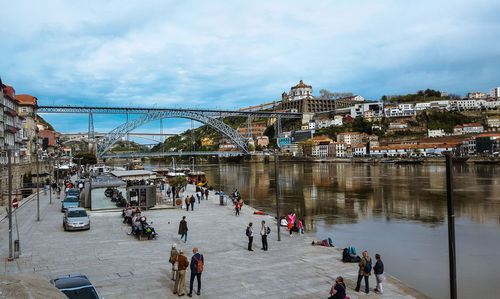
[201,137,214,146]
[16,94,38,162]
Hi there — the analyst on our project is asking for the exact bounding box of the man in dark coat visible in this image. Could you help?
[190,195,195,211]
[178,216,188,243]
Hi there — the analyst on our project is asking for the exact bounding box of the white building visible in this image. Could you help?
[428,129,446,138]
[490,87,500,98]
[353,145,367,157]
[487,116,500,128]
[449,99,480,111]
[462,123,484,134]
[371,144,454,157]
[467,92,488,99]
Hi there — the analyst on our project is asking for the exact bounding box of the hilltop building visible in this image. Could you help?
[279,80,366,113]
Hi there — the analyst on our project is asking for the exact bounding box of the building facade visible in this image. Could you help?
[0,83,23,164]
[16,94,38,162]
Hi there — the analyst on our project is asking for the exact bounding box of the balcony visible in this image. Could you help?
[3,106,17,117]
[4,124,18,134]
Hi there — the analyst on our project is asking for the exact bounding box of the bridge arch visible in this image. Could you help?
[96,110,248,158]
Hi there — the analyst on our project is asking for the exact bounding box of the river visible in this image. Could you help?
[148,161,500,298]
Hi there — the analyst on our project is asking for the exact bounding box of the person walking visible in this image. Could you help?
[355,250,372,294]
[190,195,195,211]
[169,244,179,281]
[185,196,190,212]
[173,250,190,296]
[205,189,209,200]
[187,247,204,297]
[328,276,346,299]
[260,220,269,251]
[374,253,385,294]
[235,201,240,216]
[178,216,188,243]
[246,222,253,251]
[297,218,304,235]
[167,186,172,199]
[196,190,202,203]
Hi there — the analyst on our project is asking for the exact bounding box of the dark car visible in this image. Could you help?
[50,274,103,299]
[67,188,80,197]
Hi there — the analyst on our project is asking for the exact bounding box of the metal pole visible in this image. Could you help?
[7,149,13,260]
[445,153,457,299]
[274,152,281,241]
[36,147,40,221]
[49,156,52,204]
[218,154,223,205]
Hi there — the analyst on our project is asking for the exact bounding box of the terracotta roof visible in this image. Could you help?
[454,125,463,128]
[16,94,38,106]
[291,80,311,89]
[373,144,454,150]
[475,133,500,138]
[354,144,366,148]
[463,123,482,127]
[337,132,361,135]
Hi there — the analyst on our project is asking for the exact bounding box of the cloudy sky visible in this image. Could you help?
[1,0,499,137]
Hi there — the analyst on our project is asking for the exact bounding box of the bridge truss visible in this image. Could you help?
[38,105,302,159]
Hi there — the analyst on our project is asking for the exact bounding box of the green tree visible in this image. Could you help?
[169,176,188,198]
[352,117,373,134]
[73,152,97,165]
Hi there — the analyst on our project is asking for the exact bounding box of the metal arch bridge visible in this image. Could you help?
[101,151,245,159]
[38,105,302,158]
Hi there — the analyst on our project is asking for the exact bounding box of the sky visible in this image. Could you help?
[1,0,500,140]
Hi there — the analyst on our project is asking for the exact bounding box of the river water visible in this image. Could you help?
[149,161,500,298]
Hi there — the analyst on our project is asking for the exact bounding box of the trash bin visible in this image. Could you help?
[14,240,20,258]
[219,195,227,206]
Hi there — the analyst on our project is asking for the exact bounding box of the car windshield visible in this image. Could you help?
[61,286,99,299]
[67,210,87,218]
[68,190,79,195]
[64,197,79,203]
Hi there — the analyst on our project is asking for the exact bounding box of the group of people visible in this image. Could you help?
[328,249,385,298]
[245,221,270,251]
[182,185,211,211]
[122,206,158,239]
[280,211,304,237]
[169,246,204,297]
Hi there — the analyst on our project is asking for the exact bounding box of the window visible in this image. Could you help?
[22,107,28,113]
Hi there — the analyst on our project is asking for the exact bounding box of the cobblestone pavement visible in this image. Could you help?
[0,186,426,299]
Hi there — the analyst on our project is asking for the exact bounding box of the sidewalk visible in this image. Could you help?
[0,184,426,298]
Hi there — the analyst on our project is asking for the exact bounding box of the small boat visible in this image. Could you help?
[188,171,207,186]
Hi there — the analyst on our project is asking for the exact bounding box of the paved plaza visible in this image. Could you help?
[0,185,426,298]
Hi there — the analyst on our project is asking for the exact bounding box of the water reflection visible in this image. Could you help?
[202,163,500,230]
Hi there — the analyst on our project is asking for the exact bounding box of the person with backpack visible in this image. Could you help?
[188,247,204,297]
[169,244,179,281]
[246,222,253,251]
[355,250,372,294]
[260,220,270,251]
[374,253,385,294]
[190,195,195,211]
[328,276,346,299]
[172,249,189,296]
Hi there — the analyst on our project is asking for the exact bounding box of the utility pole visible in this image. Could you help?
[57,153,60,199]
[445,153,457,299]
[49,155,52,204]
[36,146,40,221]
[7,149,13,261]
[274,152,281,241]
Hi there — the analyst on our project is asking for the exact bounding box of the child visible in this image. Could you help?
[297,218,304,235]
[374,253,385,294]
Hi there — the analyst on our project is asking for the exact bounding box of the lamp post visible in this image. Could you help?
[445,152,457,299]
[7,149,13,261]
[36,144,40,222]
[49,155,52,204]
[274,151,281,241]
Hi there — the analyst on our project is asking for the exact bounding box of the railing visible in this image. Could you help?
[3,106,17,116]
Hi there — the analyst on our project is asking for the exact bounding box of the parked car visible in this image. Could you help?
[67,188,80,197]
[63,207,90,231]
[61,195,79,212]
[50,274,103,299]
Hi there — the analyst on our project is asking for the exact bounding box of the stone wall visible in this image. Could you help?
[0,161,51,206]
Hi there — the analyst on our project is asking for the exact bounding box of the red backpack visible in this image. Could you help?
[194,255,203,273]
